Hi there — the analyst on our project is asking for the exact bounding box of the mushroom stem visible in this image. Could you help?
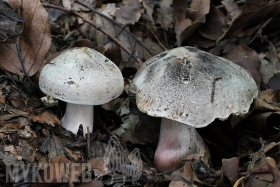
[154,118,209,172]
[61,103,94,134]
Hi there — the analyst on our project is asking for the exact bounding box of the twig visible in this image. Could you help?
[74,0,154,57]
[43,3,142,66]
[149,29,168,51]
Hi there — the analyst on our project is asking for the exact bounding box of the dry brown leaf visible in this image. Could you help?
[16,144,34,163]
[222,45,261,87]
[268,73,280,91]
[170,162,202,187]
[199,4,227,40]
[0,1,26,41]
[154,0,173,30]
[259,43,280,84]
[173,0,210,46]
[115,0,141,25]
[0,0,51,76]
[259,89,277,104]
[142,0,155,24]
[42,155,72,182]
[4,145,22,160]
[116,28,163,68]
[30,111,61,127]
[40,135,64,159]
[265,157,280,187]
[221,0,241,20]
[0,109,29,123]
[222,157,239,185]
[64,147,85,162]
[0,95,5,104]
[253,97,280,112]
[219,1,280,41]
[9,97,28,111]
[9,107,30,116]
[78,4,116,49]
[88,157,111,177]
[62,0,93,11]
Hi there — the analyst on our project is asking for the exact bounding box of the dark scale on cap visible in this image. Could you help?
[166,60,192,84]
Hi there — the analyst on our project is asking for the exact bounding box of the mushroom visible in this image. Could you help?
[130,46,258,172]
[39,47,124,134]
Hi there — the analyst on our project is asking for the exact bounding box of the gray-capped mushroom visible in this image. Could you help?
[39,47,124,134]
[131,46,258,172]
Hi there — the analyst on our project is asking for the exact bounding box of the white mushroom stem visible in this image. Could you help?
[154,118,210,172]
[61,103,94,135]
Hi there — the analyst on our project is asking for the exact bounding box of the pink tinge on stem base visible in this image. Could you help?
[154,118,209,172]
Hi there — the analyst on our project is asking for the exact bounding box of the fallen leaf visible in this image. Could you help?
[62,0,93,11]
[64,147,85,162]
[170,162,202,187]
[42,155,72,182]
[88,157,111,177]
[115,0,141,25]
[259,89,277,104]
[268,73,280,91]
[253,97,280,112]
[9,97,28,111]
[222,45,261,87]
[40,135,64,159]
[222,157,239,185]
[199,4,227,40]
[141,0,155,24]
[173,0,210,45]
[221,0,241,20]
[259,43,280,84]
[219,1,280,41]
[30,111,61,127]
[154,0,173,30]
[0,0,26,41]
[4,145,22,160]
[16,144,34,163]
[0,0,51,76]
[265,157,280,187]
[0,95,5,104]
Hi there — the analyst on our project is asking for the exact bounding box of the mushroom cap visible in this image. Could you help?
[39,47,124,105]
[131,46,258,128]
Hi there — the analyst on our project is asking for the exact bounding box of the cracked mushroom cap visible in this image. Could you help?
[131,46,258,128]
[39,47,124,105]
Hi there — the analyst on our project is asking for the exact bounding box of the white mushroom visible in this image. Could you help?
[131,46,258,172]
[39,47,124,134]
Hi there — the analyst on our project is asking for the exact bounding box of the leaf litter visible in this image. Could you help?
[0,0,280,186]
